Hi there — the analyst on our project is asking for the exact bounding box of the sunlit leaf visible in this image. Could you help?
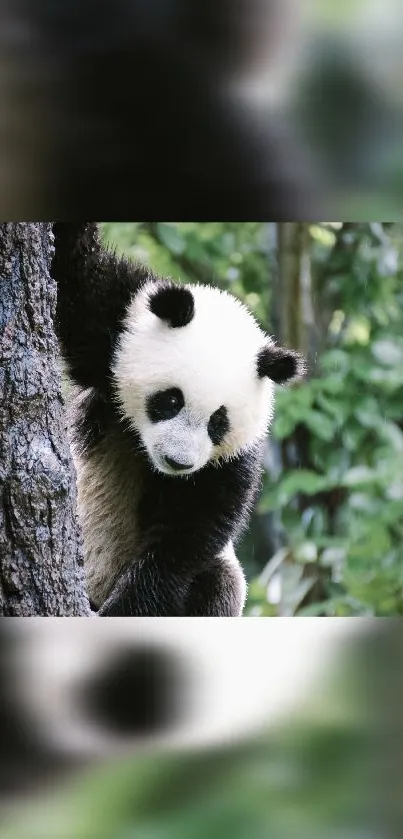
[341,467,379,487]
[372,339,403,366]
[294,542,318,564]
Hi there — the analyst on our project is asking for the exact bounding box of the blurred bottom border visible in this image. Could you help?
[0,617,398,839]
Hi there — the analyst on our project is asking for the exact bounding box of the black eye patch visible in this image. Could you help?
[208,405,229,445]
[146,388,184,423]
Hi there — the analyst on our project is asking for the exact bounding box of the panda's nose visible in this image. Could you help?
[165,456,194,471]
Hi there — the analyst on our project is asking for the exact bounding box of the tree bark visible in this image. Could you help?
[276,223,314,365]
[0,223,90,615]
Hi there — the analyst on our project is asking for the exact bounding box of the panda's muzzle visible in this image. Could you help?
[164,456,194,472]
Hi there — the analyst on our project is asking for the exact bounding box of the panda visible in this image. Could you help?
[52,223,305,617]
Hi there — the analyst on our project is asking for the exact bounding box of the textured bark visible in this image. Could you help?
[0,223,90,615]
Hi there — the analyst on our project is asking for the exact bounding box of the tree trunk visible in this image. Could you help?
[276,223,314,365]
[0,223,90,615]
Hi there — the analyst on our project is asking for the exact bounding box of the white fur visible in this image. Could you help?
[112,282,275,475]
[221,540,247,615]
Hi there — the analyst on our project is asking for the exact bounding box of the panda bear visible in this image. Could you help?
[52,223,305,617]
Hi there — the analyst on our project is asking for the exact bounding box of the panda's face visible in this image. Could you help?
[112,283,304,477]
[139,387,230,476]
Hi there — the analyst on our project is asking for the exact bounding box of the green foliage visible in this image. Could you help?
[255,226,403,616]
[102,222,403,617]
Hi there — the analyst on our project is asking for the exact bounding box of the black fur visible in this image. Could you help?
[53,223,264,616]
[146,388,184,423]
[257,344,305,384]
[53,223,158,393]
[149,286,195,328]
[208,406,229,446]
[97,442,262,616]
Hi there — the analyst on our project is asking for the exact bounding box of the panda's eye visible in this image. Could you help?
[146,388,184,422]
[208,405,229,445]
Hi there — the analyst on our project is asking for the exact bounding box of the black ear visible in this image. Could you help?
[149,286,194,328]
[257,344,306,384]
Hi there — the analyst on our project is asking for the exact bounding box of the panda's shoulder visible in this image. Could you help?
[69,387,117,454]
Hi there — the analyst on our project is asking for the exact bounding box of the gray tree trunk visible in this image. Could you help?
[276,222,315,365]
[0,223,90,615]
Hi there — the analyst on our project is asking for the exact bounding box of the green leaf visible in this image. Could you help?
[245,579,268,605]
[353,395,380,427]
[294,541,318,564]
[341,423,366,450]
[272,412,299,440]
[315,392,349,425]
[320,349,350,375]
[372,339,403,366]
[155,223,186,255]
[377,421,403,453]
[258,470,332,512]
[304,410,337,441]
[341,466,380,487]
[318,375,345,394]
[289,384,315,409]
[297,597,370,617]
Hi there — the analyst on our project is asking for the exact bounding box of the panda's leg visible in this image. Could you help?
[97,545,246,618]
[184,542,247,617]
[97,561,192,617]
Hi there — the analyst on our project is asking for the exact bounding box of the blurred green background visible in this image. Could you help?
[102,222,403,617]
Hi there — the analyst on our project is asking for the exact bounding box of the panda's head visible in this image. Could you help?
[112,283,304,477]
